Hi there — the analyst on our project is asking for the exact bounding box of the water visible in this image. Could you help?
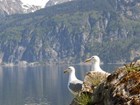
[0,64,121,105]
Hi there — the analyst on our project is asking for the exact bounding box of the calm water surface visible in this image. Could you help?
[0,64,121,105]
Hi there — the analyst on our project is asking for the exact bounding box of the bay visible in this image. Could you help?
[0,64,121,105]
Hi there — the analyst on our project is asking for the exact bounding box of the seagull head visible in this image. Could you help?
[64,66,75,74]
[84,55,100,64]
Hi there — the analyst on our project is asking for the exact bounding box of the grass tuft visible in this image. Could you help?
[75,93,92,105]
[124,61,140,72]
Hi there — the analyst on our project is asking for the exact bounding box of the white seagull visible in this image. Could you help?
[64,66,83,96]
[85,55,110,75]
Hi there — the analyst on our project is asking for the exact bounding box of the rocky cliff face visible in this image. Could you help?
[0,0,140,64]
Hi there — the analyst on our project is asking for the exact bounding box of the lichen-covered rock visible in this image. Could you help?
[92,69,140,105]
[71,60,140,105]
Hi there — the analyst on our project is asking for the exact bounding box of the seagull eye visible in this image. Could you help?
[68,68,71,71]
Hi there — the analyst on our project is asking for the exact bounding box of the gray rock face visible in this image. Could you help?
[0,0,22,15]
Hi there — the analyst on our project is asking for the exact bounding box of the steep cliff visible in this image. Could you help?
[0,0,140,64]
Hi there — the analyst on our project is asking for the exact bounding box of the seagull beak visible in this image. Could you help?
[84,58,91,63]
[64,70,68,73]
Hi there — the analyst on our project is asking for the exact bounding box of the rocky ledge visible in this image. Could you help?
[71,60,140,105]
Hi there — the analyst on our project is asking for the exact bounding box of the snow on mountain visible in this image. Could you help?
[0,0,75,17]
[20,0,49,8]
[45,0,73,7]
[0,0,49,16]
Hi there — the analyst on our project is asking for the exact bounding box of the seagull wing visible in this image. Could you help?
[69,82,82,92]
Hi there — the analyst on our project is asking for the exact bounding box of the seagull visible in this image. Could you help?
[84,55,110,75]
[64,66,83,96]
[82,56,110,92]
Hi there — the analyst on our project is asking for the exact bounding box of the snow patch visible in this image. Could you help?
[54,1,58,5]
[20,0,49,8]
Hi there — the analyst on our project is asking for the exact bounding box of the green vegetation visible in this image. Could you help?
[124,62,140,72]
[0,0,140,63]
[75,93,92,105]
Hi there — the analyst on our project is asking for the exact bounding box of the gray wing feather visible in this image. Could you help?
[69,82,82,92]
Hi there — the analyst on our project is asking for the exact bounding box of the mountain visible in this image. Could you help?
[45,0,73,7]
[0,0,140,64]
[0,0,42,17]
[20,0,49,8]
[0,0,77,17]
[0,0,78,17]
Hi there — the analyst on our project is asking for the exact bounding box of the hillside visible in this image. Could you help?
[0,0,140,64]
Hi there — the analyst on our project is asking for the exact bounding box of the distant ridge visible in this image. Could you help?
[0,0,140,64]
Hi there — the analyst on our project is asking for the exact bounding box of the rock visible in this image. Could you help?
[92,62,140,105]
[70,60,140,105]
